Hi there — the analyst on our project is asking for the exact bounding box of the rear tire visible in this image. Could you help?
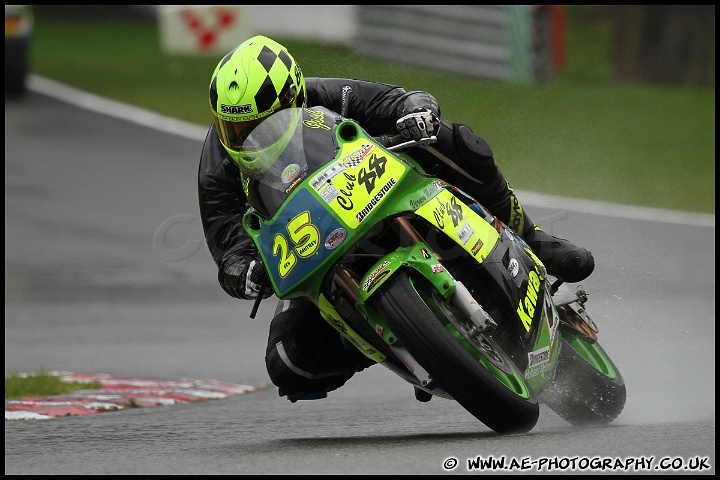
[372,269,539,434]
[541,334,626,426]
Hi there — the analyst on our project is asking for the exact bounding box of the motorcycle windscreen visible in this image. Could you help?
[239,108,307,218]
[241,108,338,218]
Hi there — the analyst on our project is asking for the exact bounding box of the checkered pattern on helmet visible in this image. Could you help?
[255,45,299,113]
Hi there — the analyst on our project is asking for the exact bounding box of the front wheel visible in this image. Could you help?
[371,268,539,435]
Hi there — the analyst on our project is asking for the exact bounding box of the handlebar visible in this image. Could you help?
[376,134,438,152]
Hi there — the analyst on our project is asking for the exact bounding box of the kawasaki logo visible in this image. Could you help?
[517,267,542,332]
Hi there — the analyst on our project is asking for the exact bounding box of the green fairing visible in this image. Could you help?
[238,107,625,434]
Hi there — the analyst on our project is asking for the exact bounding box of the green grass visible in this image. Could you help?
[5,372,103,399]
[27,6,714,214]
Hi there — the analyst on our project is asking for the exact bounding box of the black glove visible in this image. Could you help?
[219,256,274,300]
[395,108,439,141]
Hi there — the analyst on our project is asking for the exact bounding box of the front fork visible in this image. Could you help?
[333,216,495,334]
[330,217,495,386]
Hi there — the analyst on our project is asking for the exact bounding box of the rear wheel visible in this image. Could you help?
[372,268,539,435]
[541,333,626,426]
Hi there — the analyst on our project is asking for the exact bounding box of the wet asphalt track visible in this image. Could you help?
[4,78,715,474]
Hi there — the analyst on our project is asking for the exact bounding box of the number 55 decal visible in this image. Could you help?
[273,211,320,278]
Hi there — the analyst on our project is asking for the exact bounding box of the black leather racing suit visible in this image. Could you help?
[198,77,530,401]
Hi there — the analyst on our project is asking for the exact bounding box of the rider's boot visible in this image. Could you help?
[522,226,595,283]
[501,184,595,283]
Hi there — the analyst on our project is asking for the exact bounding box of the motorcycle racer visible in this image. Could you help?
[198,35,595,401]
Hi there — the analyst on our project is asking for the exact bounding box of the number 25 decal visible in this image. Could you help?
[273,211,320,278]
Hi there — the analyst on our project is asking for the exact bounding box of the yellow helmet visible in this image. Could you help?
[208,35,306,166]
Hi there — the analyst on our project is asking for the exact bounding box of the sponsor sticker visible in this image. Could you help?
[281,164,302,184]
[324,228,347,250]
[528,346,551,367]
[362,261,391,291]
[311,161,346,191]
[341,144,373,168]
[431,264,446,274]
[471,238,484,256]
[508,258,519,277]
[457,221,474,245]
[355,178,397,223]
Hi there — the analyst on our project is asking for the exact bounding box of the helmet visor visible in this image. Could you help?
[214,116,267,153]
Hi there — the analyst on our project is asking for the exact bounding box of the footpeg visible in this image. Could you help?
[555,286,598,342]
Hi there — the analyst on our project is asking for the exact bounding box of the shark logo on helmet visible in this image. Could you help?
[221,104,253,115]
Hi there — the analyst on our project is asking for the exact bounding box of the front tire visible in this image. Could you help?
[372,269,539,435]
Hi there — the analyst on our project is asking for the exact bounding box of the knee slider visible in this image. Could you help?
[265,339,352,397]
[264,303,359,397]
[455,124,495,165]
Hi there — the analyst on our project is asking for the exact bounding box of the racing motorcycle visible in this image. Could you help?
[240,106,626,435]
